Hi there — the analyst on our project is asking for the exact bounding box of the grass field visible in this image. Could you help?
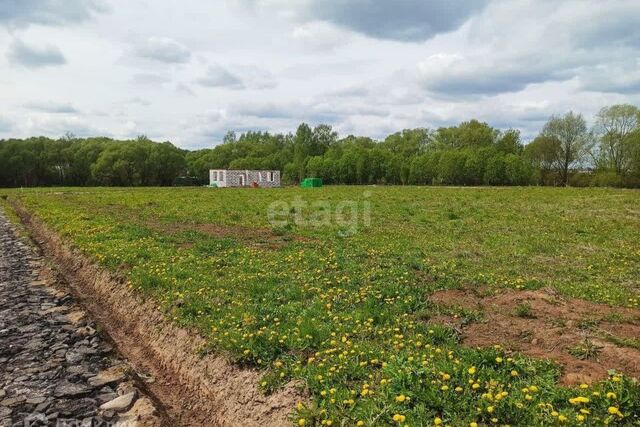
[4,186,640,426]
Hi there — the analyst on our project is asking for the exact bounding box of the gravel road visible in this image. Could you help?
[0,208,160,427]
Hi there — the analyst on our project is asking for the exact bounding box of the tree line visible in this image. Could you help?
[1,104,639,188]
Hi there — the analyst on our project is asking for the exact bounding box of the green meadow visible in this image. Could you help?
[4,186,640,426]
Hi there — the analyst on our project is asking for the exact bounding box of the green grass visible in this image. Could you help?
[514,303,536,319]
[3,186,640,426]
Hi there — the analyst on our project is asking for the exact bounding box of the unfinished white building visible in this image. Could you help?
[209,169,281,188]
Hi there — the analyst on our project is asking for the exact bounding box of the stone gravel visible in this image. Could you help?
[0,208,159,427]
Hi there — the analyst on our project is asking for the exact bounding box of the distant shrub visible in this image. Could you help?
[592,170,623,187]
[483,155,507,185]
[569,172,594,187]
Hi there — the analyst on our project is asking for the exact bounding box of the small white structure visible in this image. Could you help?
[209,169,280,188]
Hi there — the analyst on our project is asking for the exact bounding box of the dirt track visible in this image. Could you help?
[0,208,162,426]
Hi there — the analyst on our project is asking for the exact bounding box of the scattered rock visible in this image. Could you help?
[65,349,85,364]
[100,391,137,412]
[54,382,92,398]
[118,397,159,426]
[116,381,138,396]
[89,365,127,388]
[0,406,12,419]
[97,392,119,404]
[0,396,26,407]
[66,311,86,325]
[103,409,116,419]
[26,396,47,405]
[34,400,51,413]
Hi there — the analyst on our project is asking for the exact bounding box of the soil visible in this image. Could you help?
[427,288,640,385]
[10,201,304,426]
[149,220,312,250]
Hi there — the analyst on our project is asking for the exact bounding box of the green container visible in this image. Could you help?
[300,178,323,188]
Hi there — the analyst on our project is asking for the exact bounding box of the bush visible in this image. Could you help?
[437,151,468,185]
[592,170,623,187]
[504,154,535,185]
[568,172,593,187]
[483,155,507,185]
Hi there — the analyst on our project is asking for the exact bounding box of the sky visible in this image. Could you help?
[1,0,639,149]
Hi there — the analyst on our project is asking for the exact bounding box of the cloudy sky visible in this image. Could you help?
[1,0,639,149]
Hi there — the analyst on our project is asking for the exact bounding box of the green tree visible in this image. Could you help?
[593,104,639,175]
[524,136,561,185]
[541,112,591,186]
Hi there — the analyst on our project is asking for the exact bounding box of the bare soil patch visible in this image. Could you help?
[428,288,640,385]
[150,220,312,250]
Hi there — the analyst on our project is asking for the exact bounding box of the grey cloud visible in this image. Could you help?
[197,65,244,89]
[245,0,488,41]
[133,37,191,63]
[424,69,570,97]
[7,39,66,68]
[25,101,77,113]
[571,7,640,50]
[0,0,104,28]
[313,0,489,41]
[415,49,580,97]
[579,63,640,94]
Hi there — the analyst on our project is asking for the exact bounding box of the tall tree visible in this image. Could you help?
[593,104,639,175]
[541,112,591,185]
[293,123,313,181]
[524,136,561,185]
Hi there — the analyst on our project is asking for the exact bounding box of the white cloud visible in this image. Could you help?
[291,21,353,51]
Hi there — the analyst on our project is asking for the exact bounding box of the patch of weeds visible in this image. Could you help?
[419,302,484,326]
[519,329,534,341]
[409,258,426,271]
[601,312,625,323]
[336,226,356,238]
[599,332,640,351]
[569,338,602,360]
[514,302,536,318]
[447,211,461,220]
[272,221,294,236]
[577,317,599,330]
[549,318,566,328]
